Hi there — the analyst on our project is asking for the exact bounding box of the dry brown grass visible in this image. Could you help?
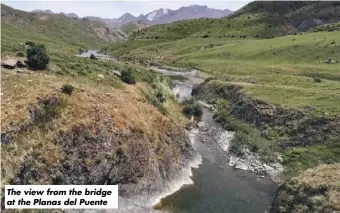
[291,164,340,210]
[1,68,187,187]
[273,163,340,213]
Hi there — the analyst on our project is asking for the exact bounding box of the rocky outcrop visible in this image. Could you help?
[4,94,198,208]
[0,87,199,210]
[192,80,340,148]
[1,59,17,69]
[12,120,197,187]
[270,164,340,213]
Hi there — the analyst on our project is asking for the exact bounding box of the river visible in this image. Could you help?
[149,67,277,213]
[76,52,278,213]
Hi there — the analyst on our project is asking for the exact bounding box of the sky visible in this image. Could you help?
[2,1,251,19]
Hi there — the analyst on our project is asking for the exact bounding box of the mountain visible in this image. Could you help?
[32,9,54,14]
[32,9,79,19]
[63,12,79,19]
[130,1,340,40]
[28,5,232,31]
[81,5,232,29]
[113,5,232,27]
[146,5,232,25]
[1,4,126,47]
[230,1,340,31]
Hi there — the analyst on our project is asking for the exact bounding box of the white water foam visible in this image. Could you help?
[112,128,203,212]
[148,128,202,206]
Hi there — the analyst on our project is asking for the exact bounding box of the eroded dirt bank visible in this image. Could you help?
[191,80,340,148]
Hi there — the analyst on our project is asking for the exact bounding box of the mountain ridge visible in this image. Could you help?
[29,4,233,28]
[1,4,126,47]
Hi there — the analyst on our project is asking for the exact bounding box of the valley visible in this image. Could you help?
[1,1,340,213]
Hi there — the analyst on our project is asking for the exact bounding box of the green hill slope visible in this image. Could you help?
[1,4,126,48]
[130,1,340,40]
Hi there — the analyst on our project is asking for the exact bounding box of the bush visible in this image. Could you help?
[25,41,35,46]
[26,44,49,70]
[313,77,322,83]
[90,54,97,60]
[29,96,63,126]
[78,48,86,54]
[155,90,166,103]
[120,68,136,84]
[229,131,249,157]
[61,84,74,95]
[182,100,203,117]
[202,35,209,38]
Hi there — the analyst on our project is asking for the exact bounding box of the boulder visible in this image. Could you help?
[111,70,121,77]
[1,59,17,69]
[97,74,104,79]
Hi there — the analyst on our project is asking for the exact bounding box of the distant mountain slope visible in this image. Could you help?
[81,5,232,28]
[230,1,340,31]
[1,4,126,47]
[130,1,340,40]
[147,5,232,25]
[120,21,149,34]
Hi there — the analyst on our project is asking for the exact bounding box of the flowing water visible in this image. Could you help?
[76,52,278,213]
[150,67,278,213]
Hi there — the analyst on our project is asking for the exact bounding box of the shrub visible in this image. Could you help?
[182,100,203,117]
[251,144,259,152]
[61,84,74,95]
[202,35,209,38]
[25,41,35,46]
[229,131,249,157]
[90,54,97,60]
[120,68,136,84]
[155,90,166,103]
[313,77,322,83]
[16,52,25,57]
[78,48,86,54]
[29,96,63,126]
[26,44,49,70]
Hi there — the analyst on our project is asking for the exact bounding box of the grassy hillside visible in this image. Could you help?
[105,31,340,115]
[129,1,340,40]
[1,4,125,48]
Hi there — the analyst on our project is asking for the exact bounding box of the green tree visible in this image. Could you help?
[26,44,49,70]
